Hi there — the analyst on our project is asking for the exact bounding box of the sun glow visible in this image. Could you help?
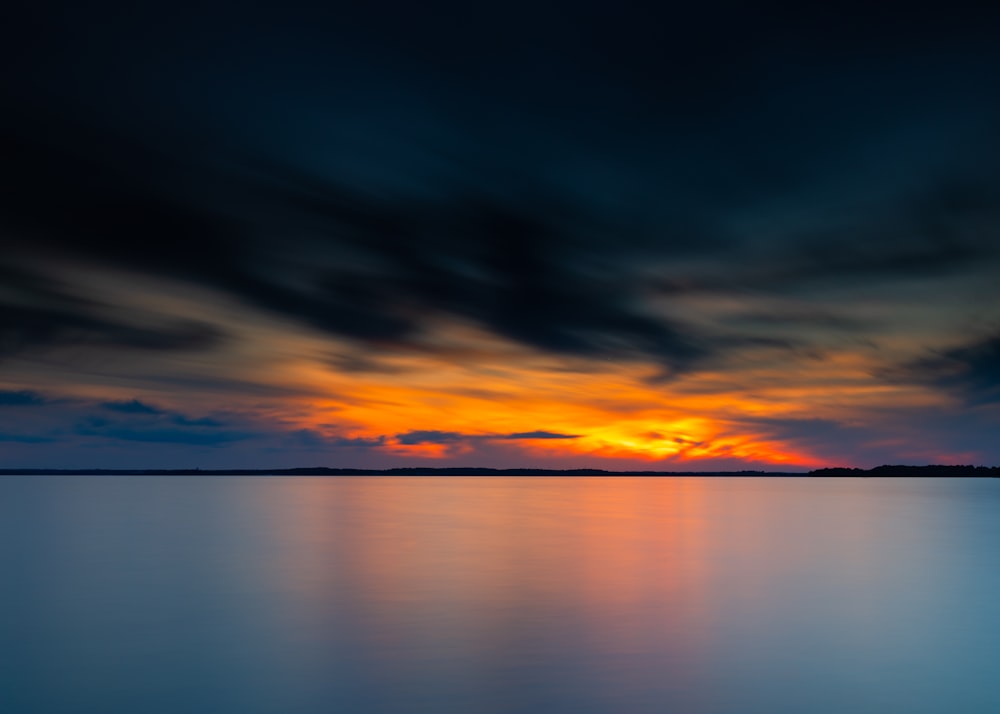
[263,334,879,468]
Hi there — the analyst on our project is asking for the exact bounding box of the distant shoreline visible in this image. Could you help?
[1,466,998,477]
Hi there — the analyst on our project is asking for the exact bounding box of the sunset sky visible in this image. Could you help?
[3,2,1000,469]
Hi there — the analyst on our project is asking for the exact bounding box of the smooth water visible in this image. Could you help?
[1,476,998,714]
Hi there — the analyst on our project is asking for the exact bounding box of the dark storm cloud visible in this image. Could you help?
[0,115,714,371]
[0,433,58,444]
[6,105,999,377]
[121,371,319,400]
[738,410,1000,466]
[894,334,1000,404]
[99,400,225,426]
[0,390,48,406]
[734,416,898,465]
[3,0,1000,390]
[743,417,871,451]
[172,415,226,428]
[801,181,1000,282]
[101,399,166,415]
[719,308,874,331]
[76,426,252,446]
[396,430,579,445]
[396,431,466,445]
[70,398,250,446]
[0,120,411,349]
[655,177,1000,300]
[0,301,223,360]
[0,262,223,361]
[326,436,388,448]
[262,163,713,366]
[291,430,388,449]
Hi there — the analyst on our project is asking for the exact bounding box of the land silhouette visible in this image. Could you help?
[1,465,997,477]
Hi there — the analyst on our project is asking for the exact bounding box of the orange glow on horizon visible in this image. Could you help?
[10,281,956,469]
[259,334,916,468]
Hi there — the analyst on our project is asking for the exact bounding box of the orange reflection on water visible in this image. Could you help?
[255,477,724,706]
[247,475,967,713]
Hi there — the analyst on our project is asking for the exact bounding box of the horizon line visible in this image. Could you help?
[2,465,999,477]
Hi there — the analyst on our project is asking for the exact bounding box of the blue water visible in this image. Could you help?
[1,476,998,714]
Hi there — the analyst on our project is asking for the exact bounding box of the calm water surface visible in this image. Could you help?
[1,476,998,714]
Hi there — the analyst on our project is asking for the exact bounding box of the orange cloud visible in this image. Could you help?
[244,325,934,469]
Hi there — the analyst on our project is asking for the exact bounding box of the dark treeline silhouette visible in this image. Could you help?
[1,465,998,476]
[810,465,1000,477]
[0,467,793,476]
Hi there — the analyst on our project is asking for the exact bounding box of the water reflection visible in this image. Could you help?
[2,476,999,714]
[252,477,716,713]
[248,477,1000,714]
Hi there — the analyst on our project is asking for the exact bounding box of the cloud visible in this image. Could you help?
[0,433,59,444]
[6,100,1000,384]
[4,13,1000,474]
[732,416,876,465]
[0,389,48,406]
[395,429,580,445]
[99,400,229,427]
[78,427,252,446]
[101,399,166,415]
[73,400,249,446]
[256,165,714,370]
[893,333,1000,404]
[395,430,466,445]
[290,429,387,448]
[0,300,223,361]
[327,435,387,448]
[656,178,1000,302]
[745,417,867,446]
[0,264,223,361]
[0,118,717,373]
[171,415,225,427]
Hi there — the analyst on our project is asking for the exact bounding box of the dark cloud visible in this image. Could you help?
[656,178,1000,300]
[894,334,1000,404]
[101,399,165,415]
[258,156,736,366]
[226,160,717,368]
[290,430,388,449]
[0,390,48,406]
[396,430,466,445]
[741,405,1000,466]
[9,105,998,377]
[5,34,1000,374]
[740,417,853,444]
[132,373,318,400]
[744,417,869,450]
[76,427,252,446]
[0,301,223,359]
[4,0,1000,468]
[0,433,58,444]
[326,353,416,376]
[327,436,387,448]
[100,399,225,427]
[396,430,579,445]
[171,415,226,428]
[0,114,713,372]
[74,401,249,446]
[0,263,223,361]
[719,308,875,332]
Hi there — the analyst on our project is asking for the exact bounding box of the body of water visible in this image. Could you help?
[1,476,998,713]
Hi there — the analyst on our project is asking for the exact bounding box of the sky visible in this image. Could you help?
[2,1,1000,470]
